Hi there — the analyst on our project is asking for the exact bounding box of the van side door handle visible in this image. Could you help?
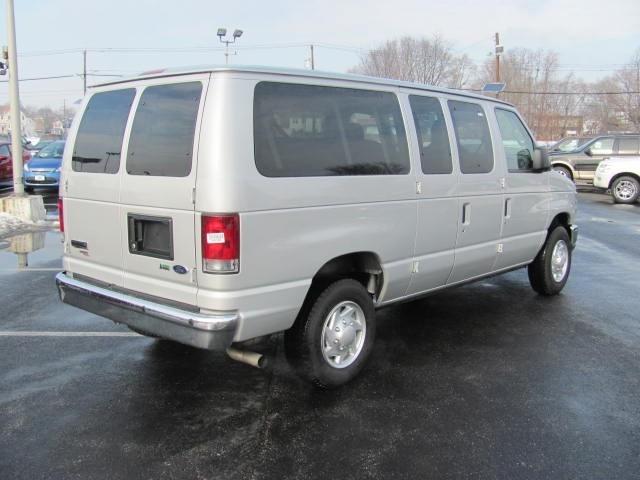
[504,198,512,219]
[462,203,471,225]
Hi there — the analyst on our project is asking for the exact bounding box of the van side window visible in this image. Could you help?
[409,95,452,174]
[495,109,535,171]
[127,82,202,177]
[254,82,410,177]
[72,89,135,174]
[448,100,494,174]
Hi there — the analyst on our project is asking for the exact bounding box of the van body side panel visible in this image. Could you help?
[195,75,417,340]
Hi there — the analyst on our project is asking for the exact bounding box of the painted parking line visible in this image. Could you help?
[0,331,141,337]
[0,268,62,272]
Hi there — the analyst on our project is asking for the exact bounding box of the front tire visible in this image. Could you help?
[611,176,639,204]
[553,165,573,181]
[528,226,572,296]
[285,279,376,389]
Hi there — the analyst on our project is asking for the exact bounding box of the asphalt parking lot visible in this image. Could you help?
[0,191,639,479]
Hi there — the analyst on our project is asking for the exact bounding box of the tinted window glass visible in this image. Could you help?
[617,137,640,155]
[448,100,494,174]
[495,109,535,171]
[73,89,135,173]
[0,145,9,156]
[127,82,202,177]
[589,138,614,155]
[254,82,410,177]
[409,95,452,174]
[37,141,65,158]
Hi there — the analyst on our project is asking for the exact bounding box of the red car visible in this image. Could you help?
[0,142,31,188]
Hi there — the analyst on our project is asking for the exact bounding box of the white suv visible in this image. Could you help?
[594,156,640,204]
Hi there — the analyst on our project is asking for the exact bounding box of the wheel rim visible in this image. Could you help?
[554,167,569,178]
[321,300,366,369]
[614,180,637,201]
[551,240,569,283]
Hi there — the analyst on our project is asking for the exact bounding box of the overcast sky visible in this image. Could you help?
[1,0,639,110]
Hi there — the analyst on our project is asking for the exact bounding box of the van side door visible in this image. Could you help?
[404,94,458,295]
[446,99,504,284]
[493,108,549,270]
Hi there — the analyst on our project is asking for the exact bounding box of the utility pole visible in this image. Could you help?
[83,49,87,94]
[495,32,501,83]
[494,32,504,99]
[310,44,315,70]
[6,0,24,196]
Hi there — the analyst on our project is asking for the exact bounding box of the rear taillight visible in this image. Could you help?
[201,214,239,274]
[57,197,64,232]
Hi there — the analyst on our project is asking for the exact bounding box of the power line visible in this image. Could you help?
[0,74,75,83]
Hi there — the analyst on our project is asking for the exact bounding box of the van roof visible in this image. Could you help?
[92,64,513,106]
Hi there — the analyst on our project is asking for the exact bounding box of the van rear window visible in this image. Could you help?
[254,82,410,177]
[127,82,202,177]
[72,89,135,174]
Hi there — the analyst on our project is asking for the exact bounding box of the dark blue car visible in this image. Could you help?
[24,140,65,191]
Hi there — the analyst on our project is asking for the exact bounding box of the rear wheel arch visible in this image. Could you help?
[297,251,384,320]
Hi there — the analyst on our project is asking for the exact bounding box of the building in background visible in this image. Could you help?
[0,105,35,137]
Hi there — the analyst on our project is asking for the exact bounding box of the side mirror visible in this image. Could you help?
[532,147,551,172]
[584,147,592,157]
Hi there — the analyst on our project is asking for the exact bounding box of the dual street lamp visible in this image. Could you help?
[217,28,243,65]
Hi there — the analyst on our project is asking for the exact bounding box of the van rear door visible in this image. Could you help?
[119,75,209,305]
[64,88,136,287]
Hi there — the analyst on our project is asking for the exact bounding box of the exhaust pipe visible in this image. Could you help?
[226,347,268,369]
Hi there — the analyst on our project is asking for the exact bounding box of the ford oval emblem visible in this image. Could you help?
[173,265,188,275]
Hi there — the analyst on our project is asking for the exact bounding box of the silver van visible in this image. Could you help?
[56,66,578,388]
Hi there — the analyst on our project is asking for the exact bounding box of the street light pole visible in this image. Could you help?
[6,0,24,196]
[217,28,243,65]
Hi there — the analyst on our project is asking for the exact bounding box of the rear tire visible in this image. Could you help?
[611,176,639,204]
[553,165,572,181]
[285,279,375,389]
[528,226,572,296]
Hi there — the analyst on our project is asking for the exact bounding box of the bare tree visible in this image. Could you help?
[583,49,640,133]
[351,35,476,88]
[477,48,588,139]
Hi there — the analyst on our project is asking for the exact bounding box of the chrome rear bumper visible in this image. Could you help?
[55,272,238,350]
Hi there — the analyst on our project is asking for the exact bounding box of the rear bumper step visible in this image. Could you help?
[55,272,238,350]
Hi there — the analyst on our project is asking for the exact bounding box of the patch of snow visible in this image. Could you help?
[0,212,34,238]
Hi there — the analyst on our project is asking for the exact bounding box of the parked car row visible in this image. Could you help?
[0,140,65,191]
[549,134,640,183]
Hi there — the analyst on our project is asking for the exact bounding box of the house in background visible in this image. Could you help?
[0,105,36,138]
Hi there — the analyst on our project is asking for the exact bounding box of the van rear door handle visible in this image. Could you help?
[504,198,512,219]
[462,203,471,225]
